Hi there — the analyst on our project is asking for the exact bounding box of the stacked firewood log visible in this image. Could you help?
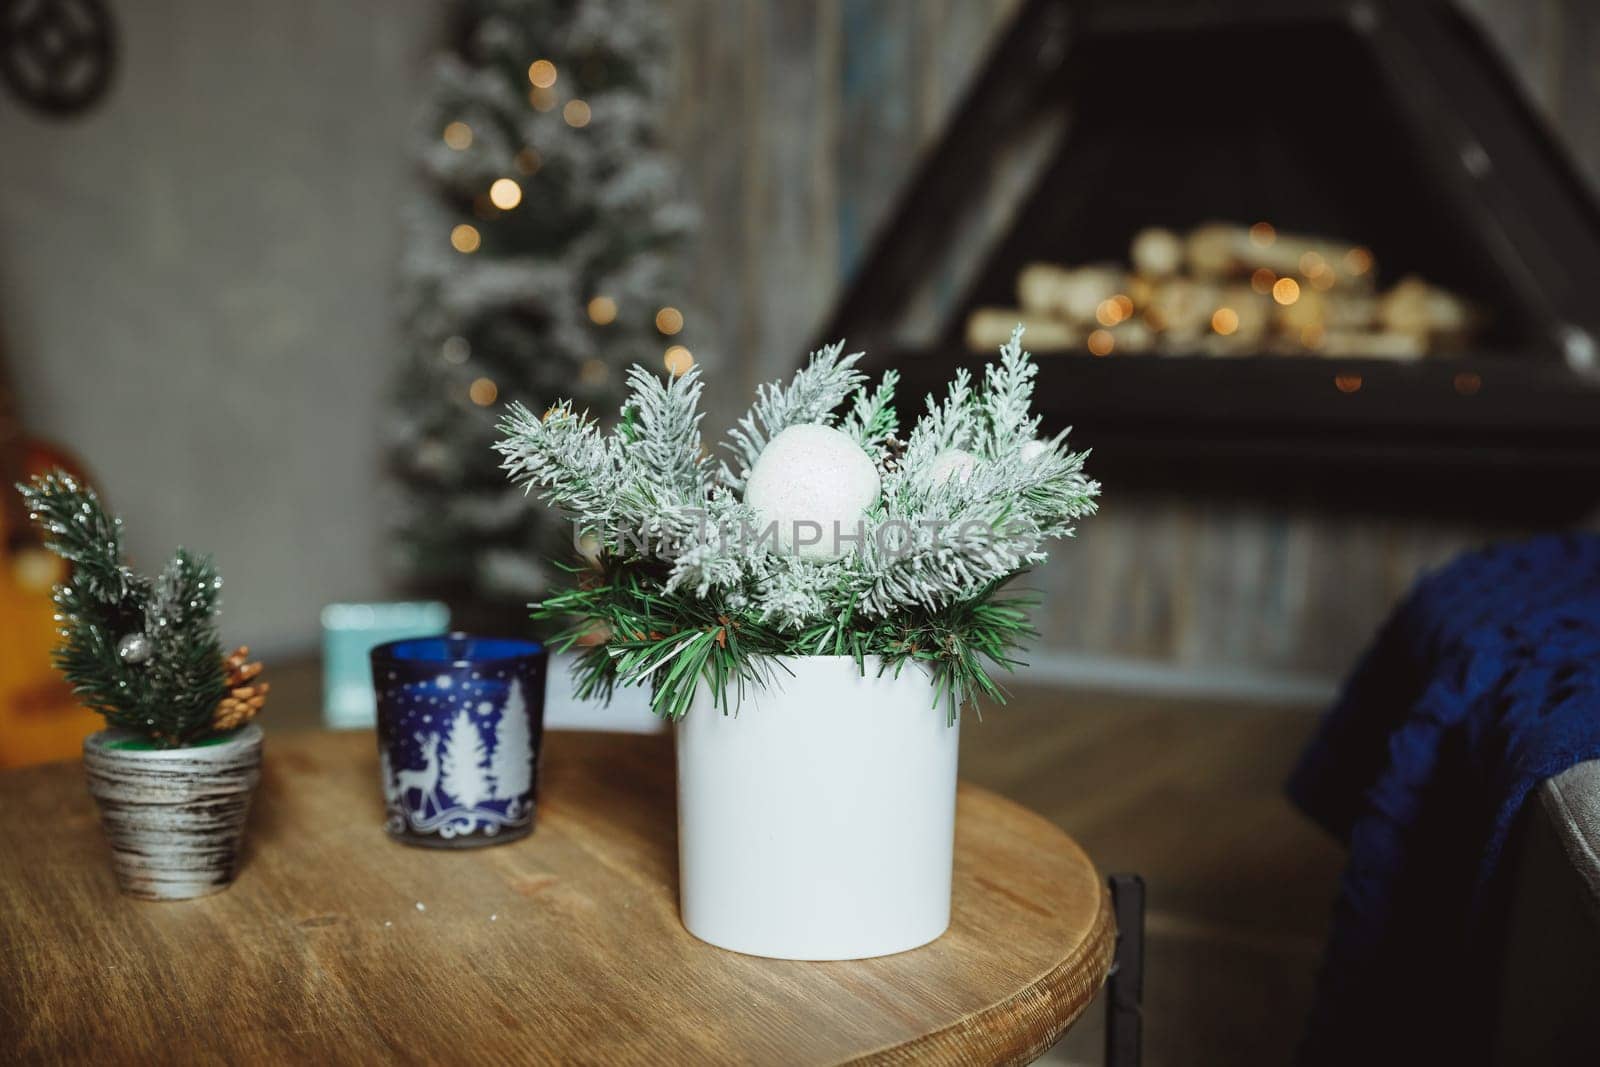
[967,223,1477,359]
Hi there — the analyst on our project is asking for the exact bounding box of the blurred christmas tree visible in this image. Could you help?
[392,0,694,620]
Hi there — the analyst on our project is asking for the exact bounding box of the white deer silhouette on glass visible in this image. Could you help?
[394,732,442,819]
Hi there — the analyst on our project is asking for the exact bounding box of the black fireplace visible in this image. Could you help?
[821,0,1600,518]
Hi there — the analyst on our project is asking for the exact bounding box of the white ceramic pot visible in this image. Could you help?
[82,724,262,901]
[676,655,959,960]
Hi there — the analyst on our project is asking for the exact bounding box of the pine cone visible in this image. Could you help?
[881,434,907,473]
[214,645,269,730]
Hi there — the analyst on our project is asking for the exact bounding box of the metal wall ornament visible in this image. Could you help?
[0,0,117,118]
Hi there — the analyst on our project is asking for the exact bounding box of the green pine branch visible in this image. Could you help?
[18,471,229,748]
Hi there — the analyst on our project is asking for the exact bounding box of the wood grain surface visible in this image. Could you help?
[0,730,1113,1065]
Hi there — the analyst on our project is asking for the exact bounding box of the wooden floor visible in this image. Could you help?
[960,684,1344,1067]
[268,663,1344,1067]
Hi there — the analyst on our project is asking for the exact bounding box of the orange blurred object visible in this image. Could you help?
[0,434,103,768]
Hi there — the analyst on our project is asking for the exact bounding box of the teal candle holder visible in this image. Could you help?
[321,602,451,729]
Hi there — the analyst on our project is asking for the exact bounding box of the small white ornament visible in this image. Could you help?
[926,449,978,486]
[744,424,880,560]
[117,632,153,664]
[1020,439,1050,463]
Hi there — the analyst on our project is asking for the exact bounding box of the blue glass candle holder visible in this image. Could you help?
[370,634,547,848]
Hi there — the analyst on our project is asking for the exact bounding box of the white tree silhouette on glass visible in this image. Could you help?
[379,747,399,808]
[439,708,489,809]
[490,680,532,800]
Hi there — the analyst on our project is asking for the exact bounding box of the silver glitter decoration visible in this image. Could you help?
[117,632,153,664]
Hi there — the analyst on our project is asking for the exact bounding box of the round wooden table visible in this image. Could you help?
[0,730,1114,1065]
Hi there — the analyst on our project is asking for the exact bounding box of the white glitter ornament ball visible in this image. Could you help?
[744,424,881,560]
[926,449,979,486]
[117,632,153,664]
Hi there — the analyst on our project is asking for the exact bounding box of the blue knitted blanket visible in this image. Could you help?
[1288,532,1600,1065]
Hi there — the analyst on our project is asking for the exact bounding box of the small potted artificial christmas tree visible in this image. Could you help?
[19,472,269,901]
[496,326,1097,959]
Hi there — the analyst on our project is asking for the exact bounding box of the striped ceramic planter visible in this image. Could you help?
[82,724,263,901]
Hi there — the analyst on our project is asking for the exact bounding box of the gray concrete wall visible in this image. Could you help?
[0,1,442,653]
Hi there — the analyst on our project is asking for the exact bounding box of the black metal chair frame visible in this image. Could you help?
[1105,874,1146,1067]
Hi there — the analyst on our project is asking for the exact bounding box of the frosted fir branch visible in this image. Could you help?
[856,419,1098,618]
[850,486,1039,618]
[979,324,1042,458]
[618,364,707,500]
[1004,436,1100,540]
[718,340,867,491]
[495,401,625,536]
[897,365,978,482]
[505,323,1102,720]
[661,489,759,598]
[748,557,839,630]
[840,369,900,455]
[497,365,716,562]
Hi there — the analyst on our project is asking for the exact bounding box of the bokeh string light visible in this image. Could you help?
[442,121,473,150]
[663,345,694,376]
[489,178,523,210]
[450,224,481,254]
[468,377,499,406]
[587,296,618,325]
[654,306,684,335]
[527,59,557,88]
[563,99,592,127]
